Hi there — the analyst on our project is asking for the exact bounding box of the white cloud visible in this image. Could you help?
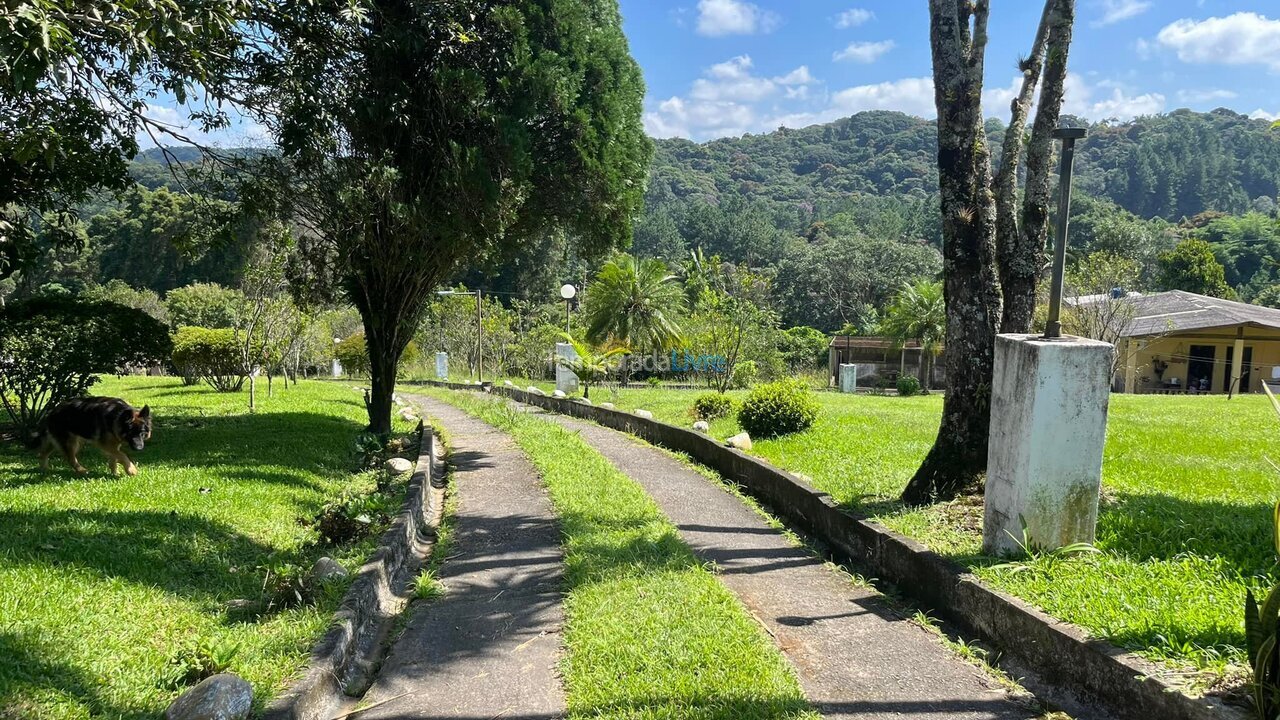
[1094,0,1152,27]
[1250,108,1280,122]
[696,0,780,37]
[136,103,270,149]
[834,8,874,29]
[833,40,895,64]
[1175,88,1238,103]
[829,77,936,118]
[776,66,815,86]
[645,57,817,139]
[1156,12,1280,71]
[983,74,1166,123]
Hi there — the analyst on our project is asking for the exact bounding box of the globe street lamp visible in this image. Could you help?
[560,284,576,335]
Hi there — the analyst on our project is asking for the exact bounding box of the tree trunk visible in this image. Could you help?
[902,0,1002,505]
[249,372,257,413]
[995,0,1054,332]
[1000,0,1076,333]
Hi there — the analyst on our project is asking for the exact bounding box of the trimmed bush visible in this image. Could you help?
[896,375,922,397]
[692,392,735,420]
[0,297,172,435]
[334,333,419,377]
[736,380,819,438]
[172,326,246,392]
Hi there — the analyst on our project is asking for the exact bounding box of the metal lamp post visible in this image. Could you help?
[560,284,576,335]
[1043,126,1088,339]
[437,289,483,383]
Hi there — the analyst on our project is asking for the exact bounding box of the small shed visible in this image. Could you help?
[827,336,944,389]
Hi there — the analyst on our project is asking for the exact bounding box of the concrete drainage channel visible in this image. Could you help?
[258,421,447,720]
[420,380,1247,720]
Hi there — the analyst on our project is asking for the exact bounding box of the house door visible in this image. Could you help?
[1187,345,1215,392]
[1225,346,1254,394]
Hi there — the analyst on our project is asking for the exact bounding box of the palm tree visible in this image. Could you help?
[557,334,625,399]
[584,253,685,382]
[881,280,945,389]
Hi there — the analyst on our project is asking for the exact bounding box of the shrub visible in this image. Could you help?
[165,282,244,329]
[335,333,419,377]
[692,392,735,420]
[0,297,172,435]
[737,380,819,438]
[160,637,241,689]
[896,375,922,397]
[731,360,758,389]
[171,326,246,392]
[646,375,663,387]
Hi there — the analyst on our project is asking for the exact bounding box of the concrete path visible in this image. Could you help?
[355,396,565,720]
[528,408,1042,720]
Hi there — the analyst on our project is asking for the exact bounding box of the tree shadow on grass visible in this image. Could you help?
[1096,491,1273,573]
[0,629,154,720]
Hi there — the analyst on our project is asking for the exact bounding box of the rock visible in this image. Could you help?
[504,380,515,387]
[309,557,348,584]
[576,397,592,406]
[398,407,419,422]
[600,402,615,410]
[692,421,710,433]
[393,394,405,407]
[552,389,566,399]
[385,457,414,475]
[528,386,546,396]
[634,409,654,420]
[726,432,753,451]
[165,673,253,720]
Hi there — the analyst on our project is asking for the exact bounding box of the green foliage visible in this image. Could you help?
[584,253,685,353]
[82,279,168,323]
[737,380,819,438]
[880,280,945,355]
[161,636,241,690]
[258,560,311,611]
[692,393,735,420]
[896,376,923,397]
[0,296,172,434]
[334,333,419,378]
[779,326,829,373]
[731,360,759,389]
[165,282,245,329]
[557,335,626,399]
[1157,238,1236,298]
[311,490,397,546]
[171,326,246,392]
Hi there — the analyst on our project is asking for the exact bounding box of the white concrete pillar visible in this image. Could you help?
[838,364,858,393]
[555,342,580,394]
[435,352,449,380]
[983,334,1114,556]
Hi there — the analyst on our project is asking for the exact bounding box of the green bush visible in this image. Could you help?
[896,375,922,397]
[335,332,419,377]
[731,360,758,389]
[172,326,246,392]
[0,296,172,435]
[692,392,735,420]
[736,380,819,438]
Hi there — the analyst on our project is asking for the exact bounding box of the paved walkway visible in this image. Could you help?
[355,396,565,720]
[527,407,1041,720]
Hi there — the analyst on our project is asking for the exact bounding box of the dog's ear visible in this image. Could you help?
[139,405,151,419]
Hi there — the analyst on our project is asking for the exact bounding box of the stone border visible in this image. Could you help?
[420,381,1247,720]
[263,421,446,720]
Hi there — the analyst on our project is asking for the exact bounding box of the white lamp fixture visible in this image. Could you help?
[560,284,577,300]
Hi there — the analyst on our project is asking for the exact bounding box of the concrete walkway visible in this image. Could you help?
[354,396,565,720]
[528,408,1041,720]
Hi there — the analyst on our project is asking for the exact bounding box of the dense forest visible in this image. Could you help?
[7,109,1280,334]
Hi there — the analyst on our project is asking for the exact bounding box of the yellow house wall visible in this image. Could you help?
[1122,326,1280,394]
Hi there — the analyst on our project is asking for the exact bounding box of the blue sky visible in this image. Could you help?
[621,0,1280,140]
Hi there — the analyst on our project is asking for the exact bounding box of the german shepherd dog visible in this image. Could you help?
[34,397,153,475]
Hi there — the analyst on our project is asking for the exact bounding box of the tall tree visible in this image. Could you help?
[881,280,946,388]
[243,0,651,433]
[902,0,1077,505]
[584,253,685,354]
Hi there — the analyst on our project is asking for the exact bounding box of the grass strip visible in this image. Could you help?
[421,388,819,720]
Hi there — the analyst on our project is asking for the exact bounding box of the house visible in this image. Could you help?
[1110,290,1280,394]
[827,336,944,389]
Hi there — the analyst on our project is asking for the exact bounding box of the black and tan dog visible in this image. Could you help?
[34,397,153,475]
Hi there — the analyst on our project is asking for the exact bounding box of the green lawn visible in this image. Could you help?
[0,378,411,720]
[424,388,818,719]
[502,380,1274,684]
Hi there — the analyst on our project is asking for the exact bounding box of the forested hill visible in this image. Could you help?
[646,108,1280,226]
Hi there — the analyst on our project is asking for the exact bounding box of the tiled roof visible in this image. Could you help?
[1117,290,1280,337]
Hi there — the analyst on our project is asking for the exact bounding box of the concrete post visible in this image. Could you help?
[435,352,448,380]
[555,342,580,395]
[828,347,838,387]
[983,334,1114,556]
[1123,339,1138,394]
[1231,327,1245,396]
[838,364,858,393]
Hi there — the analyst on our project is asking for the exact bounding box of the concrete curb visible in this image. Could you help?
[419,380,1247,720]
[263,421,446,720]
